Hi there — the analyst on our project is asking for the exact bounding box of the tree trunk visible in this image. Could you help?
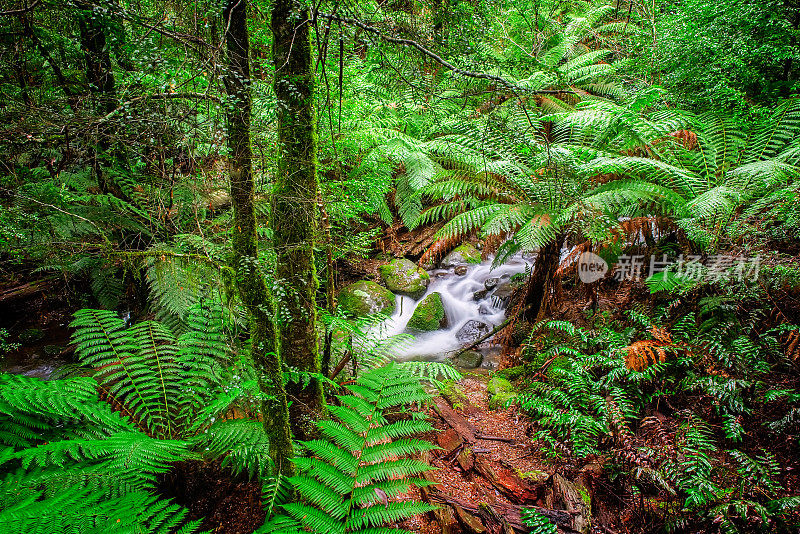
[77,2,116,114]
[523,238,561,323]
[271,0,325,439]
[224,0,294,475]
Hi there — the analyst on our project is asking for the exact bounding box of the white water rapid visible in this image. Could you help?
[372,254,533,362]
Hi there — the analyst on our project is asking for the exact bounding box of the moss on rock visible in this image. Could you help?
[452,350,483,368]
[441,244,482,267]
[338,281,396,317]
[487,375,516,410]
[406,292,447,331]
[378,258,430,300]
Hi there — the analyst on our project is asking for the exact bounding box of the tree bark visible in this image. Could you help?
[523,238,561,323]
[224,0,294,475]
[271,0,325,439]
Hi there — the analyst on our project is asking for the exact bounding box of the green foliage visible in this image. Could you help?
[261,363,437,534]
[0,373,201,534]
[68,303,272,479]
[518,298,800,531]
[652,0,800,112]
[522,508,558,534]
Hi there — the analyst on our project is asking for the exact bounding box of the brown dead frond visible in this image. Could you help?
[668,130,698,150]
[624,328,672,371]
[418,235,462,269]
[787,331,800,360]
[482,231,508,257]
[610,216,674,247]
[556,241,591,277]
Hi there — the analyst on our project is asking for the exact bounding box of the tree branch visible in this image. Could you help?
[0,0,41,16]
[315,11,574,95]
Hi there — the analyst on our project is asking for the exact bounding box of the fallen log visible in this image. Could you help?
[0,277,57,304]
[475,433,514,443]
[433,397,476,444]
[419,451,461,534]
[473,455,544,504]
[427,491,577,533]
[551,474,591,534]
[453,505,487,534]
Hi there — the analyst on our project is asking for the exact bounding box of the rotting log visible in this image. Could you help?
[420,451,461,534]
[473,455,545,504]
[427,491,577,533]
[433,397,477,444]
[0,277,57,304]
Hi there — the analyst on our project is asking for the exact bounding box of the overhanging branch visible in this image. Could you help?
[315,11,575,96]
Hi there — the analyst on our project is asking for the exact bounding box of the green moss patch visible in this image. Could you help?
[379,258,430,300]
[407,292,447,331]
[338,281,396,317]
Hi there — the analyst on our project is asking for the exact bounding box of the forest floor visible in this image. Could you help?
[400,374,601,534]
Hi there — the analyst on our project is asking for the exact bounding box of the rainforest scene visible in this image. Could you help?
[1,1,800,533]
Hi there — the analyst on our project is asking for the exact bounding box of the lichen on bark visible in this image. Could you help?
[224,0,294,474]
[271,0,325,439]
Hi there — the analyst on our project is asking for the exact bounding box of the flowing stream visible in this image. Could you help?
[372,254,533,362]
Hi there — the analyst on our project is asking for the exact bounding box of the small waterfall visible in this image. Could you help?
[374,254,532,361]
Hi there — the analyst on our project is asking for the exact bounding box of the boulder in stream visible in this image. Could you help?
[338,281,396,317]
[491,281,516,308]
[455,320,491,344]
[406,292,447,331]
[472,288,489,301]
[441,244,482,268]
[454,265,468,276]
[484,277,499,290]
[452,350,483,369]
[379,258,430,300]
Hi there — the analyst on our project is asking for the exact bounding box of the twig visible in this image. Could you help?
[315,11,575,95]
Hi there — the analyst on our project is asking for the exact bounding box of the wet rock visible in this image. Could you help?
[484,277,499,290]
[452,350,483,369]
[455,320,491,344]
[43,345,62,357]
[491,281,515,308]
[441,244,482,268]
[378,258,430,300]
[407,292,447,331]
[472,288,489,301]
[338,281,396,317]
[454,265,468,276]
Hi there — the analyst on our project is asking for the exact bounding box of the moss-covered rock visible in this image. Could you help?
[406,292,447,331]
[487,375,516,410]
[495,364,529,381]
[338,281,396,317]
[441,244,482,268]
[452,350,483,368]
[516,469,550,485]
[378,258,430,300]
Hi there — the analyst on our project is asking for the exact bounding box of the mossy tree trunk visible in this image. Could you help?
[271,0,325,439]
[223,0,294,475]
